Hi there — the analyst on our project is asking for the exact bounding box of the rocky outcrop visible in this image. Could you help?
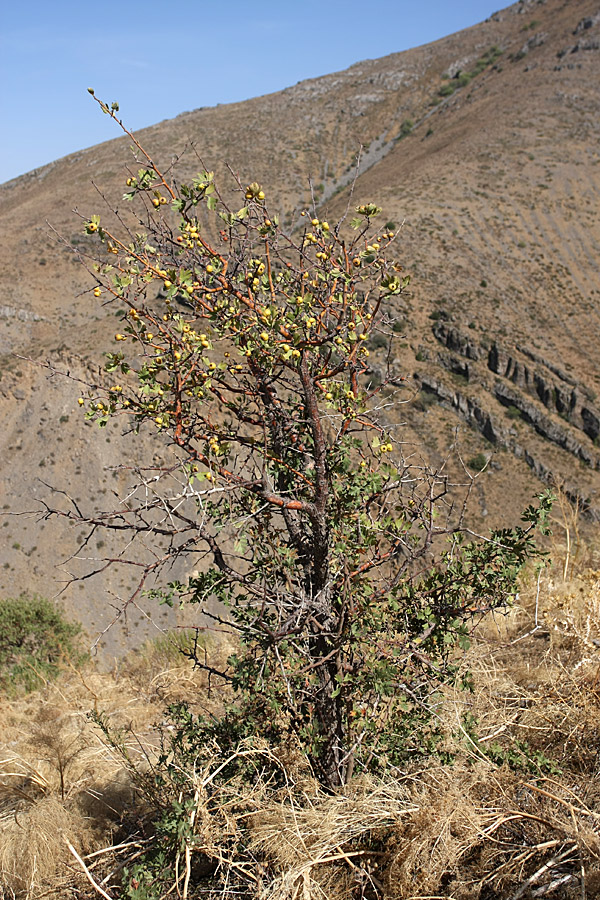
[517,32,548,58]
[418,375,505,445]
[489,347,600,444]
[432,321,481,361]
[515,345,576,386]
[432,322,600,448]
[414,374,600,520]
[493,382,597,468]
[0,305,43,322]
[574,13,600,35]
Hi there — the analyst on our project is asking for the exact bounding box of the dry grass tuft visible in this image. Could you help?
[248,779,417,900]
[0,794,92,898]
[384,762,600,899]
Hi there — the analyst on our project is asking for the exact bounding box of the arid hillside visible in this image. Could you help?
[1,0,599,655]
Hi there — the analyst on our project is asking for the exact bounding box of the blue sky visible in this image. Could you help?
[0,0,499,184]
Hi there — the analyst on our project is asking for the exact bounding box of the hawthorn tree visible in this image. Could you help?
[58,96,550,790]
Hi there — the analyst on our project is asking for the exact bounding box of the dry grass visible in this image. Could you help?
[2,571,600,899]
[0,631,231,899]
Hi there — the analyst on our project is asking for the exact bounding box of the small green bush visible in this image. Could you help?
[413,390,438,411]
[467,453,488,472]
[439,82,456,97]
[0,595,84,695]
[367,332,389,350]
[398,118,414,138]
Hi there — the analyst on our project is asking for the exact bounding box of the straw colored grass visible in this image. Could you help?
[2,571,600,898]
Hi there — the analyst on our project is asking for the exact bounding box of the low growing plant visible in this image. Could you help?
[0,594,84,695]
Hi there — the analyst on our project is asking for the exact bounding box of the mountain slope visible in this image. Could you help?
[1,0,599,654]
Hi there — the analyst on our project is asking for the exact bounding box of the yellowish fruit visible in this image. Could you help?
[78,398,85,406]
[93,287,101,298]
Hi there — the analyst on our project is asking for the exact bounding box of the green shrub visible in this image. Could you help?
[438,82,456,97]
[0,595,84,695]
[467,452,488,472]
[367,332,389,350]
[398,118,414,138]
[413,389,438,411]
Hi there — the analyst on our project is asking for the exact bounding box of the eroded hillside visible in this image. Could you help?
[1,0,599,655]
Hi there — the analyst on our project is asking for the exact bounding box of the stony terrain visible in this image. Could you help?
[1,0,599,656]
